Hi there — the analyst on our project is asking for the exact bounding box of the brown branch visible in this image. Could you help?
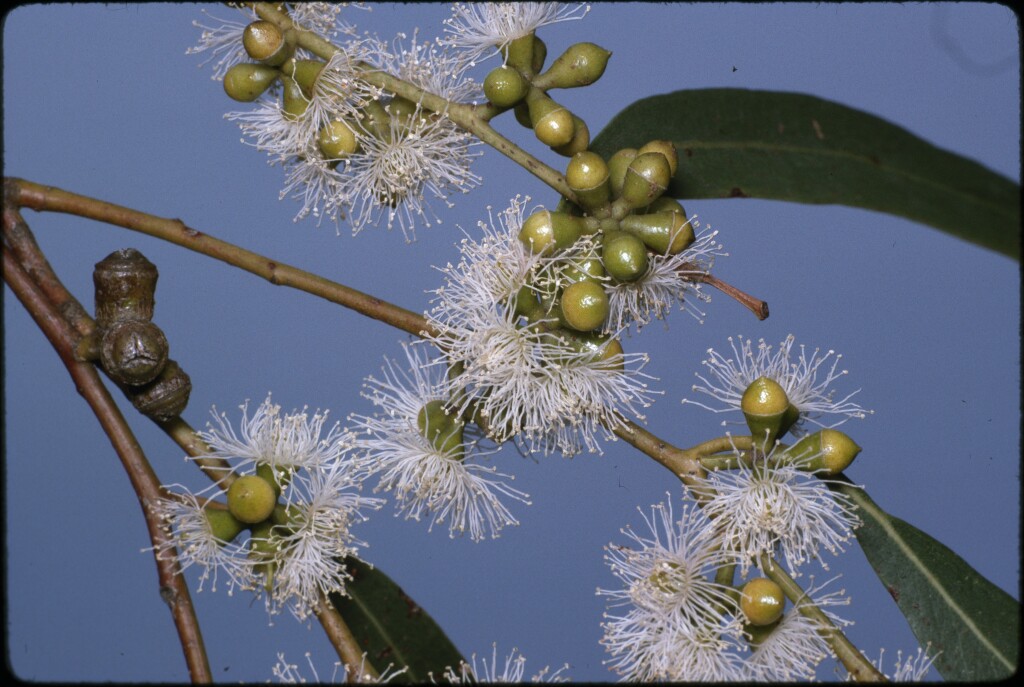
[679,261,769,320]
[7,177,435,339]
[314,592,379,683]
[3,246,212,683]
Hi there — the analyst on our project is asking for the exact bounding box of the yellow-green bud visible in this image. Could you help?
[513,101,533,129]
[527,93,575,147]
[783,429,862,476]
[638,139,678,178]
[741,376,791,445]
[531,37,548,73]
[518,210,582,255]
[607,148,638,199]
[484,65,530,108]
[559,331,625,370]
[602,230,649,282]
[387,96,419,127]
[205,507,245,543]
[242,20,294,66]
[256,462,293,497]
[281,75,309,120]
[223,63,280,102]
[317,120,360,160]
[620,151,672,209]
[227,474,278,524]
[560,281,609,332]
[550,115,590,157]
[740,578,786,626]
[285,59,324,98]
[561,250,606,283]
[744,619,781,649]
[619,211,695,255]
[533,42,612,90]
[565,151,610,209]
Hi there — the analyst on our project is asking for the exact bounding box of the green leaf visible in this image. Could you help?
[831,479,1019,680]
[329,557,465,683]
[590,89,1020,259]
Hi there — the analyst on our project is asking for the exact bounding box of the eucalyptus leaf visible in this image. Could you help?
[590,89,1020,259]
[329,557,465,683]
[832,479,1019,680]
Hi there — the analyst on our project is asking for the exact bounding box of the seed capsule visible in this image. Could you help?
[93,249,158,328]
[99,319,169,386]
[127,359,192,422]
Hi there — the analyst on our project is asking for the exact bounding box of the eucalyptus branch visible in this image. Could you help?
[2,247,212,684]
[251,2,580,203]
[313,592,380,682]
[759,554,887,682]
[7,178,432,338]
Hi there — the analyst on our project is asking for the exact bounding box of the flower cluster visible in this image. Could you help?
[426,197,658,456]
[682,334,871,435]
[438,644,570,683]
[441,2,591,65]
[152,396,382,621]
[350,343,531,541]
[191,4,482,238]
[597,496,858,680]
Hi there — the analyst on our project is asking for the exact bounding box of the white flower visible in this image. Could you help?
[273,651,407,683]
[195,395,347,473]
[604,217,724,334]
[428,198,658,456]
[597,497,748,681]
[863,645,938,682]
[288,2,366,39]
[744,575,852,680]
[150,489,258,595]
[263,457,383,620]
[439,644,570,683]
[682,334,871,435]
[350,343,531,541]
[442,2,591,65]
[694,445,861,575]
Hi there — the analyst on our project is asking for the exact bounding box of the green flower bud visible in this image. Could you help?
[513,101,533,129]
[242,20,294,67]
[561,250,606,283]
[638,139,678,178]
[607,148,638,199]
[227,474,278,524]
[533,42,612,90]
[566,151,610,209]
[744,619,781,649]
[223,63,280,102]
[317,120,360,160]
[642,196,687,216]
[248,520,278,591]
[602,230,649,282]
[783,429,862,476]
[741,376,791,445]
[484,65,530,108]
[740,577,786,626]
[619,211,695,255]
[285,59,324,98]
[256,461,293,497]
[532,37,548,73]
[417,399,464,458]
[620,151,672,209]
[281,75,309,120]
[518,210,582,255]
[205,507,245,544]
[560,281,609,332]
[550,114,590,157]
[559,330,625,370]
[527,93,575,147]
[387,96,418,127]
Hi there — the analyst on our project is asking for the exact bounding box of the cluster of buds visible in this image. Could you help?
[92,249,191,421]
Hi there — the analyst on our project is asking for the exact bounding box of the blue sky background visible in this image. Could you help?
[3,3,1019,682]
